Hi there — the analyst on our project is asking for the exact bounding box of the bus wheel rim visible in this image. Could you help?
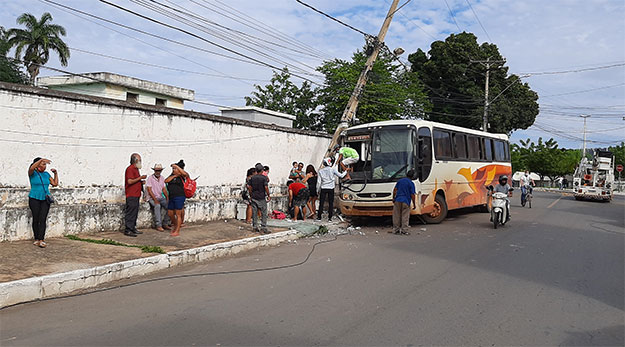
[430,202,441,217]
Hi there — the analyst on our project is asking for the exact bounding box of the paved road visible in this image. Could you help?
[1,192,623,346]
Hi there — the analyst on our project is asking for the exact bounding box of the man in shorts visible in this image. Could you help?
[333,145,358,180]
[288,180,310,221]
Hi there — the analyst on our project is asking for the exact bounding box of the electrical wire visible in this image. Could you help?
[521,62,625,76]
[295,0,372,38]
[443,0,462,32]
[98,0,322,84]
[539,83,625,98]
[0,233,346,311]
[464,0,493,42]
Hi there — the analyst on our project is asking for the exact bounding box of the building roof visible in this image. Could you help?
[220,106,296,120]
[37,72,195,101]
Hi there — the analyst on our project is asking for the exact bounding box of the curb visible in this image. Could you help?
[0,230,301,309]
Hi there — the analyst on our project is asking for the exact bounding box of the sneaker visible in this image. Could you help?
[401,231,411,235]
[133,230,143,235]
[124,231,138,237]
[262,229,271,234]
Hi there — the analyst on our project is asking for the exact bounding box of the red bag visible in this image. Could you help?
[271,210,286,220]
[183,176,197,198]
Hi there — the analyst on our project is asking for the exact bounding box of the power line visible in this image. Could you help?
[295,0,371,38]
[130,0,324,77]
[98,0,324,85]
[40,0,259,87]
[521,62,625,76]
[539,83,625,97]
[464,0,492,42]
[443,0,462,32]
[70,47,271,82]
[206,0,332,60]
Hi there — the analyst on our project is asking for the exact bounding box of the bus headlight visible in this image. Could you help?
[342,193,354,200]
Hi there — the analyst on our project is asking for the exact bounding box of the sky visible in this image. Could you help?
[1,0,624,149]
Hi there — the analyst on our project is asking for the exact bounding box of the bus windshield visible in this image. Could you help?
[346,127,415,182]
[371,128,414,180]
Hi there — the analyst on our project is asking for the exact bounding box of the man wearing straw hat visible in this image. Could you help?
[146,163,171,231]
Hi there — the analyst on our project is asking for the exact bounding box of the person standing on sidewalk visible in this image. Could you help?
[317,158,347,221]
[165,161,189,237]
[247,163,271,233]
[145,163,170,231]
[391,169,416,235]
[28,157,58,248]
[124,153,146,237]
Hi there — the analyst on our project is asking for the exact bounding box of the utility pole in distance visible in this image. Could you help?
[471,57,505,132]
[580,114,590,158]
[323,0,400,158]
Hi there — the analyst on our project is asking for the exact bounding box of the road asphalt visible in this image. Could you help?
[1,191,623,346]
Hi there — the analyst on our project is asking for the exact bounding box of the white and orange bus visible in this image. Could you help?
[337,120,512,223]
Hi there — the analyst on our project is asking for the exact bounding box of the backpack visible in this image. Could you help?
[183,176,197,198]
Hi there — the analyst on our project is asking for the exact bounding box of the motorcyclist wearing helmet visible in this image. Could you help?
[493,175,513,221]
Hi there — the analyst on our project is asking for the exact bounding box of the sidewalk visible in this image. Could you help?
[0,219,288,283]
[0,217,345,308]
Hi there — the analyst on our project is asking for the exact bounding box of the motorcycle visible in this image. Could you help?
[487,185,513,229]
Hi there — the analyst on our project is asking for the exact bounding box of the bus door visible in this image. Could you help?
[416,127,432,183]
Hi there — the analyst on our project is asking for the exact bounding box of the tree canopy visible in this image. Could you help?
[244,68,321,130]
[316,48,429,132]
[408,32,538,134]
[0,26,28,84]
[512,138,581,181]
[7,12,70,84]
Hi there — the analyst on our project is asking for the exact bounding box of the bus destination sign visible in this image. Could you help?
[347,134,371,141]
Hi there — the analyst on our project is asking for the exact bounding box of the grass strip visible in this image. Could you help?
[65,235,165,254]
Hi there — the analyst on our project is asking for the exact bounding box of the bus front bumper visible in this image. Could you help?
[339,200,422,217]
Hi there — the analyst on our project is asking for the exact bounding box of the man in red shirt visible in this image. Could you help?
[124,153,146,237]
[288,180,310,221]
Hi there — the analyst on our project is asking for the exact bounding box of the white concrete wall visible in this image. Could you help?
[0,87,328,188]
[0,84,330,241]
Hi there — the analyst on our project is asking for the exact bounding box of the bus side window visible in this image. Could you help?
[494,140,506,161]
[433,129,452,159]
[484,138,494,161]
[417,127,432,182]
[467,136,481,160]
[453,133,468,159]
[505,141,511,161]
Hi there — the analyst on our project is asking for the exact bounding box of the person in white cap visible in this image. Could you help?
[145,163,170,231]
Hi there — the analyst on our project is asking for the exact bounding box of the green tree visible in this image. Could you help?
[7,12,70,84]
[408,32,538,133]
[245,67,321,130]
[316,48,430,132]
[0,26,28,84]
[514,138,580,185]
[608,142,625,176]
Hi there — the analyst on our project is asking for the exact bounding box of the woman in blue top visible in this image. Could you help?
[28,157,59,248]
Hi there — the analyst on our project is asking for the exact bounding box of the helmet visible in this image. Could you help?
[333,144,341,152]
[323,158,333,167]
[498,175,508,184]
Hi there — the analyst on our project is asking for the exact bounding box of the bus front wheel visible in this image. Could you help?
[423,194,448,224]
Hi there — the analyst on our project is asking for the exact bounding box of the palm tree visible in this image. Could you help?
[7,12,70,84]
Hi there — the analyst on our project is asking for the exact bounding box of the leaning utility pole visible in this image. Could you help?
[471,57,505,132]
[324,0,400,158]
[580,114,590,157]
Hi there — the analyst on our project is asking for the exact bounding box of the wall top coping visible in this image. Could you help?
[0,82,331,138]
[37,72,195,100]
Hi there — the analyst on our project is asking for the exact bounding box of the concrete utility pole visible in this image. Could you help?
[580,114,590,157]
[471,57,505,132]
[323,0,400,158]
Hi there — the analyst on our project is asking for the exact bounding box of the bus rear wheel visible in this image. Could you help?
[422,194,448,224]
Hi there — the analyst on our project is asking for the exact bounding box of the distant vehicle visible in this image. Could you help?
[337,120,512,223]
[573,150,614,201]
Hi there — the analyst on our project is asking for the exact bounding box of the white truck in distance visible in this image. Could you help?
[573,150,614,201]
